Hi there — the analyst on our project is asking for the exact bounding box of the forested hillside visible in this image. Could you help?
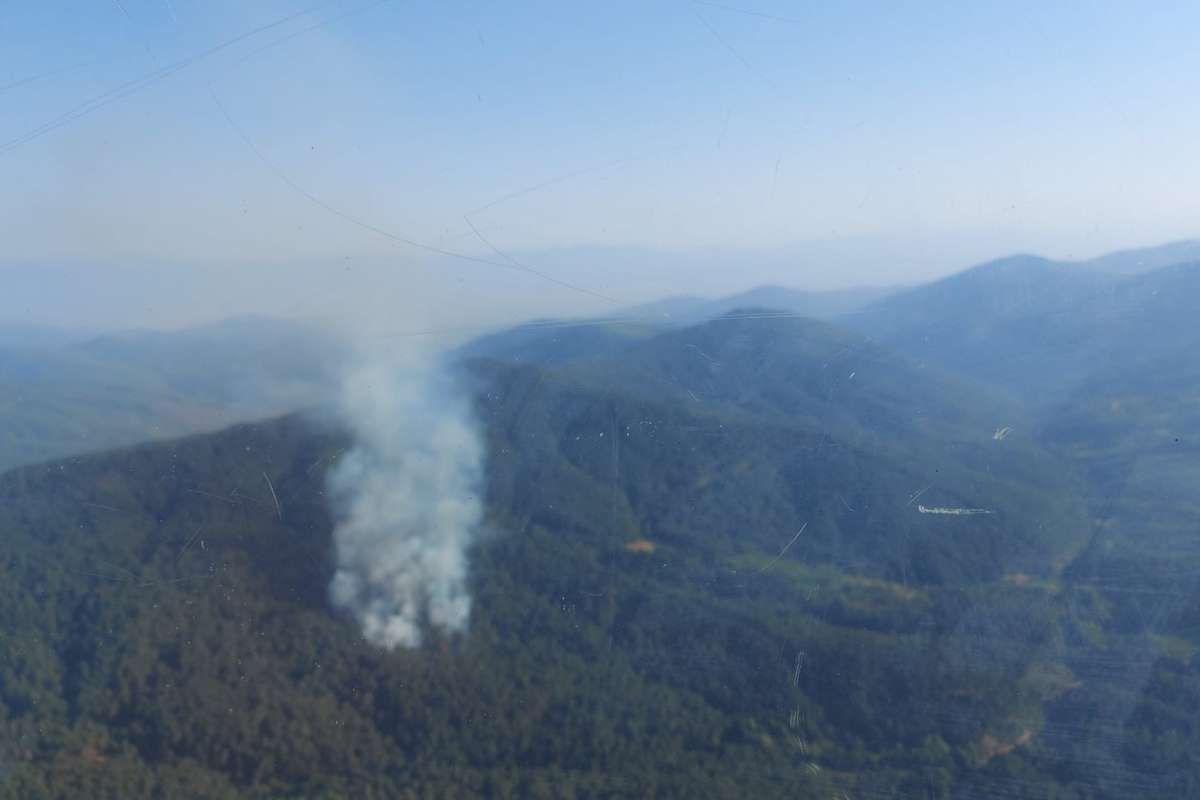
[7,0,1198,794]
[2,310,1196,798]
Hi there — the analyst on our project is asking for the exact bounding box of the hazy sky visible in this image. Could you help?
[2,0,1198,333]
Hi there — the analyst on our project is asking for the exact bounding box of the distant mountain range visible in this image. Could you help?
[0,324,98,350]
[844,250,1200,405]
[619,284,899,324]
[1076,238,1200,275]
[0,315,344,473]
[453,284,899,368]
[4,240,1196,474]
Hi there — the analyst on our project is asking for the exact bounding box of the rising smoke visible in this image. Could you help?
[326,353,484,648]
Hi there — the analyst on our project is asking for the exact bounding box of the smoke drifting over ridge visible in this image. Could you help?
[326,354,485,648]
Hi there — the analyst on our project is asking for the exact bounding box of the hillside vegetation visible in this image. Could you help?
[3,247,1200,797]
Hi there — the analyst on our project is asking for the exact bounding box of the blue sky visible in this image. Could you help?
[2,1,1198,331]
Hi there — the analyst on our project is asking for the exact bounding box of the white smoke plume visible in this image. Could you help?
[326,354,484,648]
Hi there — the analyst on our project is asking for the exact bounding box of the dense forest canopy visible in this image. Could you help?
[2,281,1199,797]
